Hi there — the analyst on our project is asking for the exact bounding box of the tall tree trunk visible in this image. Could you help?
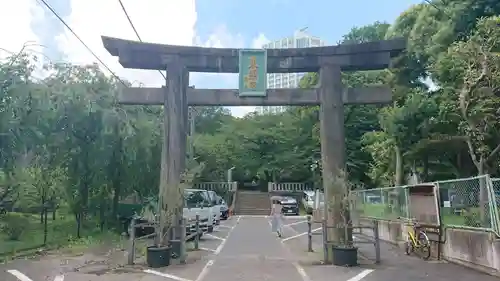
[477,158,489,226]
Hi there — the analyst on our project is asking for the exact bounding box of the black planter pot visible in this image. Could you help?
[146,246,171,268]
[169,239,181,258]
[332,245,358,266]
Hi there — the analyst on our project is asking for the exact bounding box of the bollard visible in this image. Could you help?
[322,219,328,263]
[127,218,136,265]
[307,215,313,252]
[180,218,187,264]
[194,214,200,250]
[373,219,380,264]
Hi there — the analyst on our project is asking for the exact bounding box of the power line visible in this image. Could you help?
[36,0,128,87]
[117,0,167,80]
[423,0,452,20]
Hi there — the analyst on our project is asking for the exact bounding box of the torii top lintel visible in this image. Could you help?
[101,36,406,73]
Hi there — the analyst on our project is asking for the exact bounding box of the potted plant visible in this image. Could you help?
[146,160,205,267]
[330,170,358,266]
[146,206,173,268]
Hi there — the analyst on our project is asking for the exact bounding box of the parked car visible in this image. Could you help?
[218,196,229,220]
[118,189,213,238]
[279,196,299,215]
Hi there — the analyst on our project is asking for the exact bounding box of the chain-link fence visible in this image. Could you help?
[437,175,500,232]
[492,178,500,201]
[351,175,500,234]
[351,186,409,221]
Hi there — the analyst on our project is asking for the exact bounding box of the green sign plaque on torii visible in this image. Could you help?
[238,49,267,97]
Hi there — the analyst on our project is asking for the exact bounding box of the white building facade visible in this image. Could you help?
[257,30,326,115]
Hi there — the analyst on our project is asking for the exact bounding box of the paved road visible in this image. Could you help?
[199,216,365,281]
[201,216,306,281]
[6,215,493,281]
[284,218,499,281]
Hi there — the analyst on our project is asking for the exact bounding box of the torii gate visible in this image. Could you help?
[101,36,405,252]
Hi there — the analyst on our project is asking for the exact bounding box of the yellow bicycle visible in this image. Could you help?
[398,217,431,260]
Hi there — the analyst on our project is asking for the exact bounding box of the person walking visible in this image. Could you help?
[270,198,284,237]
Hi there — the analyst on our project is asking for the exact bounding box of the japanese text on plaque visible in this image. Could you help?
[244,56,258,89]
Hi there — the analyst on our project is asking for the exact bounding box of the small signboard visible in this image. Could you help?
[238,49,267,97]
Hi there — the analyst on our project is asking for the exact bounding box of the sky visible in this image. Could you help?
[1,0,422,117]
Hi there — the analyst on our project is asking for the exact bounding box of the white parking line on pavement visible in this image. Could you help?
[196,216,241,281]
[214,216,240,255]
[284,215,308,219]
[7,270,33,281]
[7,270,64,281]
[195,259,214,281]
[199,247,216,253]
[346,269,374,281]
[284,220,307,227]
[239,215,269,218]
[267,218,312,281]
[294,263,311,281]
[205,233,225,241]
[281,228,321,242]
[217,225,232,229]
[144,269,193,281]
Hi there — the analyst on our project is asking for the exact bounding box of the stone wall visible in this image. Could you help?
[358,217,500,276]
[443,227,500,276]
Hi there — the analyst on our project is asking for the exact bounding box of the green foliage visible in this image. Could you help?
[0,0,499,254]
[464,209,482,227]
[1,213,30,240]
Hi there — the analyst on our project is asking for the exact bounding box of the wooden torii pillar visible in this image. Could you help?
[102,36,405,259]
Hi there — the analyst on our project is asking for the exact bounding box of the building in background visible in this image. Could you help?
[256,29,326,115]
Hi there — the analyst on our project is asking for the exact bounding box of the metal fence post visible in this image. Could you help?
[127,218,136,265]
[373,219,380,264]
[307,215,313,252]
[180,218,187,264]
[322,219,328,263]
[194,214,200,250]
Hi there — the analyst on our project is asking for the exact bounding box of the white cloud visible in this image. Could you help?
[53,0,265,117]
[194,25,263,118]
[0,0,44,56]
[251,33,270,48]
[56,0,197,87]
[0,0,46,74]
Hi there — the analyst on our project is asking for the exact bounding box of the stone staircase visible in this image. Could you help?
[235,191,271,215]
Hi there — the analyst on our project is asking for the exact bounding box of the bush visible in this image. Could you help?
[463,209,481,227]
[1,213,31,240]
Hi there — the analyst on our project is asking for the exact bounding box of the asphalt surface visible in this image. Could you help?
[2,216,496,281]
[282,217,499,281]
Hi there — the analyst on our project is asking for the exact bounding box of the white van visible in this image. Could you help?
[184,189,213,235]
[186,189,215,233]
[302,190,324,214]
[207,190,222,225]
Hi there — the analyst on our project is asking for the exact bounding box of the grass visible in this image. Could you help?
[0,212,124,260]
[357,203,486,227]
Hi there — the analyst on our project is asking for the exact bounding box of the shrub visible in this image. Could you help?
[1,213,31,240]
[463,209,481,228]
